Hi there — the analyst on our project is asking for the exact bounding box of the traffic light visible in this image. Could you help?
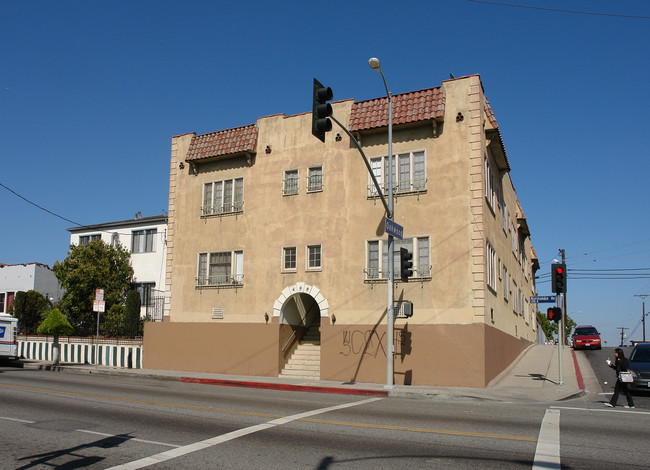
[551,263,567,293]
[547,307,562,322]
[400,248,413,282]
[312,78,333,142]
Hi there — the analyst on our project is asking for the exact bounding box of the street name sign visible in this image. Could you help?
[385,218,403,240]
[530,295,554,303]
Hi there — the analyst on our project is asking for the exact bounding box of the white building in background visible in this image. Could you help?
[0,263,63,313]
[67,214,168,320]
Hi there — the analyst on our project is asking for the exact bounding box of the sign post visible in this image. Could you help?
[93,289,105,365]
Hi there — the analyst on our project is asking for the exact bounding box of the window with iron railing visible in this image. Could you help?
[202,178,244,217]
[307,166,323,192]
[366,236,431,281]
[196,250,244,287]
[368,150,426,196]
[283,169,299,195]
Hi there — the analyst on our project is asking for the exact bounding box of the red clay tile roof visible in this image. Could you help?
[349,87,445,132]
[185,124,258,162]
[485,98,498,128]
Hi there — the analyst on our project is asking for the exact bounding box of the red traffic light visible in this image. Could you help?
[556,267,563,274]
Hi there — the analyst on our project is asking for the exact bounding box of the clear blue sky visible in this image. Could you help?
[2,1,649,346]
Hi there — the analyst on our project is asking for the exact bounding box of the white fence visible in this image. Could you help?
[17,336,143,369]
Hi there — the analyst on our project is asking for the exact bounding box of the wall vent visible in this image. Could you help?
[212,307,224,319]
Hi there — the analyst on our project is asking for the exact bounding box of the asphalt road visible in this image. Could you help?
[580,346,650,409]
[1,367,649,469]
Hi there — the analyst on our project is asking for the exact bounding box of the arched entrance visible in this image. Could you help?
[275,283,329,379]
[273,282,329,326]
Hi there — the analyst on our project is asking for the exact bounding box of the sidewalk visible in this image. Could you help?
[12,343,585,403]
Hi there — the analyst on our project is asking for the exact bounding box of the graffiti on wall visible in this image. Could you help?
[339,327,411,358]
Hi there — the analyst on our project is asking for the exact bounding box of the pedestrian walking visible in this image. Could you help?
[605,348,635,408]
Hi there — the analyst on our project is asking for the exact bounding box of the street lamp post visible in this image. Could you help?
[369,57,394,389]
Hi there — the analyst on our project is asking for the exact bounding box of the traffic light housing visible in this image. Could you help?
[312,78,333,142]
[547,307,562,322]
[400,247,413,282]
[551,263,567,293]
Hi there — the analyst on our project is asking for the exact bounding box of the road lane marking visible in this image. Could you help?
[0,382,279,418]
[552,405,650,415]
[76,429,180,448]
[1,416,35,424]
[302,417,536,441]
[107,397,384,469]
[532,408,560,470]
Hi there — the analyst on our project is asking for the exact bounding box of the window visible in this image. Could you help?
[503,266,509,301]
[368,150,426,195]
[132,229,156,253]
[0,293,4,313]
[366,237,431,280]
[131,282,155,309]
[486,240,497,292]
[308,166,323,192]
[111,232,120,248]
[79,234,100,246]
[307,245,321,270]
[283,169,299,195]
[484,155,495,211]
[202,178,244,217]
[197,250,244,286]
[283,247,297,271]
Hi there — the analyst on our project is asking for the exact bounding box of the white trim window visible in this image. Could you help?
[202,178,244,217]
[132,229,156,254]
[307,245,321,270]
[366,236,431,280]
[197,250,244,286]
[486,239,497,292]
[79,234,101,246]
[283,246,297,271]
[368,150,426,196]
[307,166,323,192]
[503,266,509,301]
[484,154,495,211]
[283,169,299,195]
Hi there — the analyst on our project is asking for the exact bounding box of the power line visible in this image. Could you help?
[468,0,650,19]
[0,181,83,227]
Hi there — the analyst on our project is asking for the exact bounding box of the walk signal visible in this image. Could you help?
[312,78,333,142]
[400,248,413,282]
[547,307,562,322]
[551,263,567,293]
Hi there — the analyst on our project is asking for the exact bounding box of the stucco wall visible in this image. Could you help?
[144,321,529,387]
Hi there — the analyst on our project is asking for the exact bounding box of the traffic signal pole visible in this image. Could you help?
[314,58,396,389]
[557,294,564,385]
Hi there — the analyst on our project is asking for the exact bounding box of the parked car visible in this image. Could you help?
[628,343,650,391]
[572,325,601,350]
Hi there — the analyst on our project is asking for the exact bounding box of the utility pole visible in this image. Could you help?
[617,327,628,347]
[634,294,649,342]
[560,248,567,344]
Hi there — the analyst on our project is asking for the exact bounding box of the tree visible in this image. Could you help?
[124,290,142,338]
[537,311,556,341]
[37,308,74,365]
[103,304,125,338]
[53,239,134,336]
[536,311,578,342]
[12,290,49,334]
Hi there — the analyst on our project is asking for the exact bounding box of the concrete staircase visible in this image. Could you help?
[279,326,320,380]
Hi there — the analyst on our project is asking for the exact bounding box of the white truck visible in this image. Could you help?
[0,313,18,360]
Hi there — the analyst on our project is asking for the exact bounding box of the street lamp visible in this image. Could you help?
[369,57,394,389]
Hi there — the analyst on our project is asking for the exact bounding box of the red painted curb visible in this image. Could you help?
[571,349,585,390]
[180,377,389,397]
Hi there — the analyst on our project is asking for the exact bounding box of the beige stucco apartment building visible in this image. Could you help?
[144,74,539,388]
